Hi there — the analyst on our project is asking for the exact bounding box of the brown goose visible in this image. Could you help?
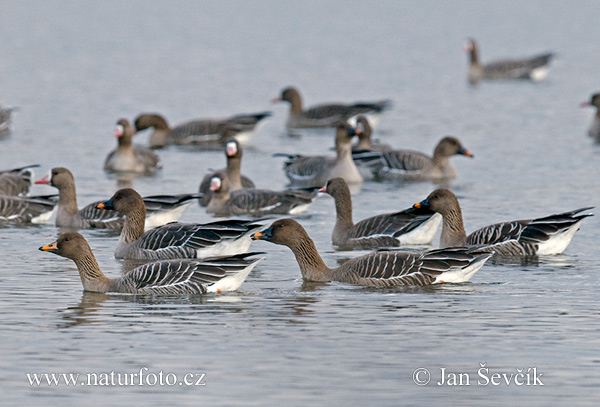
[319,177,441,249]
[206,172,316,217]
[0,194,56,224]
[580,93,600,141]
[0,105,16,136]
[414,188,593,256]
[198,138,255,207]
[351,116,391,152]
[465,38,553,85]
[40,232,263,294]
[252,218,492,286]
[134,111,271,148]
[272,87,391,129]
[104,118,162,175]
[0,164,39,196]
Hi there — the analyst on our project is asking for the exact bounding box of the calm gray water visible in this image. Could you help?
[1,1,599,405]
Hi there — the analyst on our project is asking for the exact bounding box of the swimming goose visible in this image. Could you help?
[414,188,593,256]
[351,116,392,152]
[198,138,256,207]
[277,121,363,188]
[0,164,39,196]
[319,177,441,249]
[352,136,473,181]
[40,232,263,294]
[0,194,57,224]
[206,172,316,217]
[465,38,553,85]
[252,218,492,286]
[272,87,391,129]
[104,118,162,175]
[580,93,600,141]
[35,167,200,229]
[0,105,16,135]
[96,188,264,260]
[134,111,271,148]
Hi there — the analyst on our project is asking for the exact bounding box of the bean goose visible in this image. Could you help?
[206,172,317,217]
[580,93,600,141]
[134,111,271,148]
[277,121,363,188]
[96,188,264,260]
[198,138,255,207]
[319,177,441,249]
[272,86,391,129]
[0,164,39,196]
[352,136,473,181]
[0,194,57,224]
[39,232,263,294]
[252,218,492,286]
[465,38,553,85]
[104,118,162,175]
[35,167,200,229]
[414,188,593,256]
[351,116,392,152]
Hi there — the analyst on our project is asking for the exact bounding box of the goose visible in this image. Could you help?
[206,172,316,217]
[96,188,265,260]
[319,177,441,249]
[464,38,553,85]
[580,93,600,141]
[414,188,593,256]
[104,118,162,175]
[272,86,391,129]
[0,164,39,196]
[0,194,57,224]
[134,111,271,148]
[351,116,392,152]
[277,121,363,188]
[198,138,255,207]
[39,232,263,294]
[352,136,473,181]
[35,167,200,229]
[0,105,16,135]
[251,218,492,286]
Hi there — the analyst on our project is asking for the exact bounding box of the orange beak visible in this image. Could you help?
[39,241,58,253]
[96,203,105,209]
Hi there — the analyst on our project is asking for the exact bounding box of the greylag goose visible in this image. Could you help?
[206,172,317,217]
[0,194,57,224]
[277,122,362,188]
[35,167,200,229]
[319,177,441,249]
[134,111,271,148]
[104,118,162,175]
[0,164,39,196]
[272,87,391,129]
[252,218,492,286]
[580,93,600,141]
[352,136,473,181]
[351,116,392,152]
[465,38,553,85]
[96,188,264,260]
[198,138,255,207]
[414,188,593,256]
[40,232,263,294]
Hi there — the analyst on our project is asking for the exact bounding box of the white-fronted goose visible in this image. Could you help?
[96,188,264,260]
[0,164,39,196]
[465,38,554,85]
[35,167,200,229]
[414,188,593,256]
[277,122,362,188]
[581,93,600,141]
[252,218,492,286]
[40,232,263,294]
[319,177,441,249]
[0,194,57,224]
[352,136,473,181]
[272,87,391,129]
[104,118,162,175]
[198,138,255,207]
[134,111,271,148]
[351,116,392,152]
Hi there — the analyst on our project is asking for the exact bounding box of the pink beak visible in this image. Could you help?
[271,97,282,104]
[580,101,591,107]
[318,185,327,193]
[35,174,50,184]
[226,144,237,157]
[209,178,221,192]
[113,128,123,138]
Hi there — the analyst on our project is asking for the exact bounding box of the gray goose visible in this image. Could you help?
[277,121,363,188]
[320,177,441,249]
[97,188,264,260]
[104,118,162,175]
[0,105,16,136]
[272,86,391,129]
[0,194,57,224]
[465,38,553,85]
[198,138,256,207]
[134,111,271,149]
[206,172,316,217]
[580,93,600,141]
[40,232,263,294]
[352,136,473,181]
[414,188,593,256]
[35,167,200,229]
[351,116,392,152]
[252,218,492,286]
[0,164,39,196]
